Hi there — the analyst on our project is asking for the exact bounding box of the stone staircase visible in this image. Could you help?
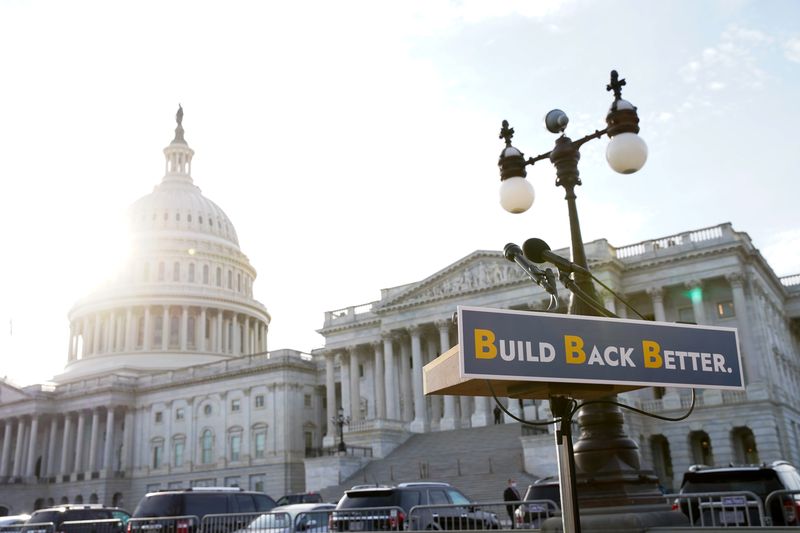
[319,422,546,503]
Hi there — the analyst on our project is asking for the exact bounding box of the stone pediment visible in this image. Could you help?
[378,251,528,309]
[0,378,29,405]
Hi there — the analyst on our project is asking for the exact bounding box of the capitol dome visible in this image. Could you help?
[58,108,271,382]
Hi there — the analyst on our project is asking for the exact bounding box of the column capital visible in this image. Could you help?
[646,286,664,301]
[381,331,399,342]
[434,319,451,332]
[407,324,423,337]
[725,272,747,289]
[685,279,703,290]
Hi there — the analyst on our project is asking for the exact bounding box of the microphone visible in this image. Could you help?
[523,238,589,274]
[504,243,557,295]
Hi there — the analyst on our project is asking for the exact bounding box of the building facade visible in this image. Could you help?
[1,112,799,515]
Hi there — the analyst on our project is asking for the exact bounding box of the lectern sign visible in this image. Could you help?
[457,306,743,389]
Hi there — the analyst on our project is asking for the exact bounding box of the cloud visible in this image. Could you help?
[785,37,800,63]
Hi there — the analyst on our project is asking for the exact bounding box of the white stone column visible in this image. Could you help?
[340,352,352,419]
[82,317,90,356]
[103,408,115,473]
[0,420,12,477]
[143,307,152,350]
[161,306,170,350]
[373,341,386,419]
[60,415,73,476]
[125,308,134,351]
[471,397,492,427]
[324,352,336,446]
[25,415,39,477]
[198,307,207,351]
[399,335,413,422]
[92,313,102,354]
[122,409,134,472]
[426,336,442,428]
[727,273,761,383]
[460,397,472,428]
[88,409,100,472]
[232,314,241,355]
[243,317,251,354]
[602,292,617,316]
[409,326,428,432]
[108,312,117,352]
[67,324,76,361]
[74,411,86,474]
[12,418,26,477]
[437,321,458,430]
[349,348,361,422]
[46,416,58,477]
[222,316,230,353]
[217,311,224,353]
[180,306,188,350]
[648,286,666,322]
[686,280,707,324]
[383,334,398,420]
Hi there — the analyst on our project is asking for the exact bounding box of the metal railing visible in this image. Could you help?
[408,500,558,531]
[763,488,800,526]
[668,491,765,527]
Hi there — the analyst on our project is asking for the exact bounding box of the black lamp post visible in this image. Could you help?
[497,71,682,531]
[332,407,350,453]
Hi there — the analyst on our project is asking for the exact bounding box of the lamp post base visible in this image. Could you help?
[541,504,689,533]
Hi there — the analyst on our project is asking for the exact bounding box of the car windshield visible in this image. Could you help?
[681,470,784,497]
[525,484,561,505]
[28,512,61,524]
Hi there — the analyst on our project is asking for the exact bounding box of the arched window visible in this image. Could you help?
[154,315,163,346]
[237,273,241,292]
[170,316,180,347]
[689,431,714,466]
[203,265,209,284]
[732,427,760,464]
[90,493,99,504]
[187,317,196,348]
[189,263,195,283]
[143,262,150,282]
[158,262,165,281]
[173,262,180,282]
[227,270,232,289]
[216,267,222,287]
[137,316,145,348]
[650,435,674,490]
[201,430,214,464]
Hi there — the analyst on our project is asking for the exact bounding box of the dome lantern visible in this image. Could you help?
[163,104,195,184]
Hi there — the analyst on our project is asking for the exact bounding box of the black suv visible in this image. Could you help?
[676,461,800,526]
[513,478,560,529]
[129,487,275,533]
[329,482,499,531]
[24,505,130,533]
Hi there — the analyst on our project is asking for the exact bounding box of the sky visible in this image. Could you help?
[0,0,798,386]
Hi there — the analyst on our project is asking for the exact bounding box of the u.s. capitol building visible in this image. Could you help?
[1,112,799,515]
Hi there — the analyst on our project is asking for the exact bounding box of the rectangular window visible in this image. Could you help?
[168,481,183,489]
[225,476,241,488]
[174,441,185,467]
[255,395,265,408]
[359,364,364,378]
[173,262,180,281]
[147,483,161,493]
[158,262,165,281]
[152,444,163,469]
[716,300,735,318]
[304,394,312,408]
[230,435,241,462]
[254,432,266,459]
[189,263,195,282]
[154,411,163,423]
[231,399,241,412]
[176,408,184,420]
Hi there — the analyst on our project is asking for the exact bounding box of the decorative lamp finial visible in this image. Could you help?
[606,70,626,101]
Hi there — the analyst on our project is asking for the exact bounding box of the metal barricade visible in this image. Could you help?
[328,506,406,532]
[407,501,507,531]
[667,491,765,527]
[127,515,200,533]
[60,519,125,533]
[293,511,335,533]
[764,488,800,527]
[201,512,275,533]
[1,523,55,533]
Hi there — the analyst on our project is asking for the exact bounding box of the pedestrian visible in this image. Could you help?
[494,405,502,424]
[503,478,521,529]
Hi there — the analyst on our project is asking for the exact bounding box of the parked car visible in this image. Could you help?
[513,477,560,529]
[274,494,323,507]
[676,461,800,526]
[329,482,499,531]
[129,487,276,533]
[0,515,31,532]
[234,503,335,533]
[23,505,129,533]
